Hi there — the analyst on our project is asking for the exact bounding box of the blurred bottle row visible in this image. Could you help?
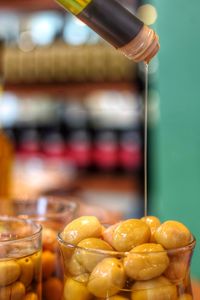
[1,90,143,173]
[6,127,142,173]
[0,90,143,128]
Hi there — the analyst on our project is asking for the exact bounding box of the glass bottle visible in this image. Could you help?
[55,0,159,63]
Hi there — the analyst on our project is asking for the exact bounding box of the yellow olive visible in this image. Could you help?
[43,277,63,300]
[68,254,87,276]
[62,216,102,245]
[164,251,190,282]
[64,277,92,300]
[18,257,34,287]
[0,285,11,300]
[68,251,86,276]
[155,221,191,249]
[60,244,75,265]
[0,260,21,286]
[124,243,169,280]
[106,296,129,300]
[76,238,113,272]
[24,293,38,300]
[95,296,129,300]
[31,251,42,282]
[42,227,57,252]
[73,273,90,284]
[178,294,192,300]
[141,216,161,242]
[102,223,121,248]
[10,281,25,300]
[42,251,56,280]
[131,276,177,300]
[87,257,126,298]
[112,219,150,252]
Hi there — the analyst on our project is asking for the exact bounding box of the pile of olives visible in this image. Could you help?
[59,216,194,300]
[0,250,41,300]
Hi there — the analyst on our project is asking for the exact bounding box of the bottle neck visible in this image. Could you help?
[118,25,160,63]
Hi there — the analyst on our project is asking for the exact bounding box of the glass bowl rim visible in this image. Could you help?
[10,196,78,222]
[57,232,196,256]
[0,216,42,244]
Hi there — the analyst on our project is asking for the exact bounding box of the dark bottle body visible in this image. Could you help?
[78,0,143,48]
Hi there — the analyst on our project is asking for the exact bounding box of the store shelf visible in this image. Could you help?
[74,173,141,193]
[0,0,60,11]
[5,82,137,96]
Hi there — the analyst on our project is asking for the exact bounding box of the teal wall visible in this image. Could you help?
[150,0,200,278]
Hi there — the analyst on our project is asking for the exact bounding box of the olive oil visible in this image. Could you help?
[144,63,148,216]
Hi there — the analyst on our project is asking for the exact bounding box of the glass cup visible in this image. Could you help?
[0,216,42,300]
[58,232,196,300]
[10,196,77,300]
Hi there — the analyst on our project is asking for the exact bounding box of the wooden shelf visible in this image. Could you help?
[74,173,141,193]
[0,0,61,11]
[5,82,137,97]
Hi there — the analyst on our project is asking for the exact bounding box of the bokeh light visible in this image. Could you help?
[137,4,158,25]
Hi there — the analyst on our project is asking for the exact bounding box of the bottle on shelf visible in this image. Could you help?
[93,131,118,171]
[55,0,159,63]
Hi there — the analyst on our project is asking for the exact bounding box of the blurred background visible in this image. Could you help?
[0,0,200,280]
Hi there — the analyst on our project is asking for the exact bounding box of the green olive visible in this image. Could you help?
[31,251,42,282]
[62,216,102,245]
[178,294,192,300]
[10,281,26,300]
[124,243,169,280]
[112,219,150,251]
[131,276,177,300]
[24,293,38,300]
[64,277,92,300]
[141,216,161,242]
[75,238,113,272]
[155,221,191,249]
[18,257,34,287]
[0,260,21,286]
[87,257,126,298]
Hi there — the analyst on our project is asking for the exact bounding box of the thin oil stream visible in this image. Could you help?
[144,62,148,217]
